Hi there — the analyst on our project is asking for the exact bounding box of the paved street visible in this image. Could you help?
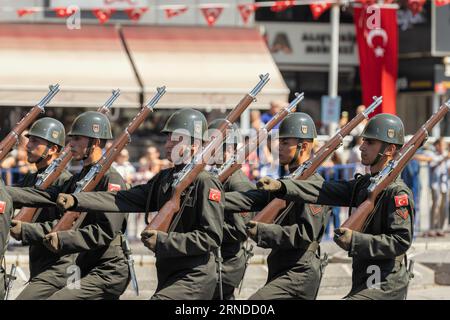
[5,235,450,300]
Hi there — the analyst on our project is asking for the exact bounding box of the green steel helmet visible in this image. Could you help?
[207,118,242,145]
[67,111,113,140]
[361,113,405,145]
[278,112,317,140]
[25,117,66,147]
[162,108,207,141]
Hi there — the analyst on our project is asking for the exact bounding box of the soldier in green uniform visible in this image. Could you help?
[256,114,414,300]
[207,119,255,300]
[56,108,224,300]
[0,179,13,299]
[8,118,74,299]
[225,113,331,300]
[5,111,130,300]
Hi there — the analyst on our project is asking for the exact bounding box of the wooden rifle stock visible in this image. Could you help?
[14,89,120,223]
[254,96,383,224]
[51,87,166,232]
[146,74,270,232]
[341,99,450,231]
[0,84,59,161]
[218,92,304,183]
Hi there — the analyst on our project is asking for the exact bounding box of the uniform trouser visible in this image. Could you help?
[345,264,409,300]
[431,190,448,231]
[0,268,5,300]
[151,253,217,300]
[212,282,236,300]
[16,273,124,300]
[249,251,321,300]
[17,251,129,300]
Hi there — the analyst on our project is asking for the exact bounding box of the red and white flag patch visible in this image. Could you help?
[208,188,221,202]
[0,201,5,214]
[309,205,323,216]
[394,194,409,207]
[396,208,409,220]
[108,183,121,192]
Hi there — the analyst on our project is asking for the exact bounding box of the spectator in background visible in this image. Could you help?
[241,135,260,183]
[250,110,262,131]
[261,100,287,130]
[112,148,136,186]
[424,138,450,237]
[0,130,34,185]
[134,145,171,185]
[339,111,349,129]
[347,136,367,176]
[350,105,368,137]
[321,149,344,240]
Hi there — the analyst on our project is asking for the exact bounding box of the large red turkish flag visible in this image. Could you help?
[354,6,398,115]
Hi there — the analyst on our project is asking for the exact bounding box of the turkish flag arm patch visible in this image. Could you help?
[108,183,122,192]
[396,208,409,220]
[0,201,5,214]
[394,194,409,207]
[208,188,221,202]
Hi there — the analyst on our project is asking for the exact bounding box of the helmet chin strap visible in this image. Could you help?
[34,142,52,166]
[370,142,388,167]
[289,140,303,167]
[82,138,95,161]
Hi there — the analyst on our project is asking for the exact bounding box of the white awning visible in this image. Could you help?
[0,23,141,108]
[122,26,290,109]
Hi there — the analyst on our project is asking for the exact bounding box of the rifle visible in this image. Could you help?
[253,96,383,224]
[51,86,166,232]
[0,84,60,162]
[340,98,450,232]
[13,89,121,223]
[216,92,304,183]
[145,74,270,233]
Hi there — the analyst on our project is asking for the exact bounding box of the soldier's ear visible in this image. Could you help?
[48,144,59,156]
[384,144,397,157]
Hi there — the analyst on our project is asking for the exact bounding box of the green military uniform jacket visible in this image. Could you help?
[279,173,414,299]
[225,173,330,299]
[69,166,224,300]
[6,165,130,298]
[220,169,255,289]
[0,178,13,299]
[16,168,73,280]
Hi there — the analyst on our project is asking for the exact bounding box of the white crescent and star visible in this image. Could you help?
[366,29,389,58]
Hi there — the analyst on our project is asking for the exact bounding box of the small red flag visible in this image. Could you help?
[200,7,224,27]
[124,7,148,21]
[310,2,332,20]
[92,8,116,24]
[208,188,222,202]
[164,6,188,19]
[237,4,259,24]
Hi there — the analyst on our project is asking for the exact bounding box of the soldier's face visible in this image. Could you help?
[164,133,193,164]
[279,138,300,165]
[26,136,50,163]
[69,135,90,160]
[360,138,383,166]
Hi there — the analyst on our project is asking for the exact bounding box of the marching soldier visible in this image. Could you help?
[207,119,255,300]
[225,113,331,300]
[257,114,415,300]
[56,108,224,300]
[0,180,13,299]
[8,117,74,299]
[5,111,130,300]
